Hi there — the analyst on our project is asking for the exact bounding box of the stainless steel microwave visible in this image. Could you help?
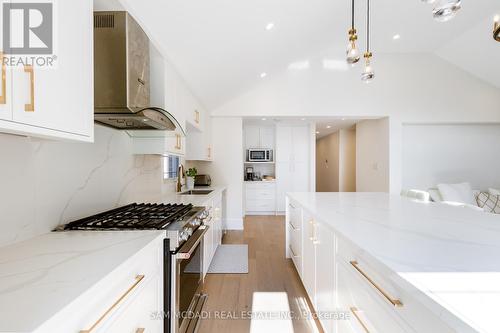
[247,149,273,162]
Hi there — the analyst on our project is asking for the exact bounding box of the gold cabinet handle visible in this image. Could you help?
[195,110,200,124]
[24,65,34,112]
[174,134,181,150]
[80,275,145,333]
[350,261,403,307]
[207,146,211,159]
[350,307,370,333]
[136,329,145,333]
[0,52,5,105]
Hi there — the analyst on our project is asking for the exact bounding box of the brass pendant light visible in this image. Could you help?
[361,0,374,82]
[346,0,360,65]
[494,15,500,42]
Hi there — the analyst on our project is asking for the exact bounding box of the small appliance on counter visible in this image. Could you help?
[194,174,211,187]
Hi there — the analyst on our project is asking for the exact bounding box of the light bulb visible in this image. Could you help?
[361,57,374,83]
[346,41,361,65]
[433,0,461,22]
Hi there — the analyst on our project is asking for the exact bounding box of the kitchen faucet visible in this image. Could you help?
[177,164,186,192]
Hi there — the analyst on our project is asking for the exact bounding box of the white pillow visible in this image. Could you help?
[489,188,500,196]
[428,188,443,202]
[437,182,475,205]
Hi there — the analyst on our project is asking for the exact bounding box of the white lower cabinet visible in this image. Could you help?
[202,193,224,277]
[302,211,316,304]
[245,182,276,214]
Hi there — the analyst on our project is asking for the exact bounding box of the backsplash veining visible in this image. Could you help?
[0,125,174,247]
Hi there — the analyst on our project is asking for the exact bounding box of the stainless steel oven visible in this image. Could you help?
[166,225,209,333]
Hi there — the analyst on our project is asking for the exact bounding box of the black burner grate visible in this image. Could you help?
[63,203,194,230]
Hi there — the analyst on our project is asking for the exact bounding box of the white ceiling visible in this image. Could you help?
[96,0,500,110]
[315,119,358,139]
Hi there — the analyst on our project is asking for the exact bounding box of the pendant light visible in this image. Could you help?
[361,0,374,82]
[494,15,500,42]
[346,0,360,65]
[432,0,461,22]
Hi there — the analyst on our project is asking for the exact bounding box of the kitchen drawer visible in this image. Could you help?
[337,260,410,333]
[37,236,164,333]
[246,199,276,212]
[288,202,302,229]
[245,182,276,190]
[102,272,163,333]
[337,235,456,333]
[246,188,275,200]
[289,221,301,257]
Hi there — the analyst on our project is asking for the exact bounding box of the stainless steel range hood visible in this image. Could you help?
[93,11,184,135]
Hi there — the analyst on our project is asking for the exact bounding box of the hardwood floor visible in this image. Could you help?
[198,215,323,333]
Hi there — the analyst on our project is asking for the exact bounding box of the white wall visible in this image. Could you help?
[189,117,244,229]
[339,128,356,192]
[316,132,339,192]
[211,53,500,193]
[402,124,500,190]
[356,119,390,192]
[0,125,175,247]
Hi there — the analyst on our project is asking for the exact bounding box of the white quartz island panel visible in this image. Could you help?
[287,192,500,333]
[0,231,164,333]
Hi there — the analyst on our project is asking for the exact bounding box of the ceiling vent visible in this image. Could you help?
[94,14,114,29]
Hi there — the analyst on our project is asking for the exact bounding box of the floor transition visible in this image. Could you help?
[199,215,323,333]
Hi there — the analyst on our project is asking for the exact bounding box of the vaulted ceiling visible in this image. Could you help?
[97,0,500,110]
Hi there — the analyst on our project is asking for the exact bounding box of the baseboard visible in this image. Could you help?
[223,218,244,230]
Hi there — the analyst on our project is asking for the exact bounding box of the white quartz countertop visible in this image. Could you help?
[0,231,164,333]
[287,192,500,333]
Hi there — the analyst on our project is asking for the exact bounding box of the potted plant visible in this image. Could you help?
[186,167,197,190]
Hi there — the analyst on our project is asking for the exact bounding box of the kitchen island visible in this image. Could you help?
[286,192,500,333]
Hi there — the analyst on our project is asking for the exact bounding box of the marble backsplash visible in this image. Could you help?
[0,125,175,247]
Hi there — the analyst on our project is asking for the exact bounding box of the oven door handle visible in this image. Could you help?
[176,225,209,259]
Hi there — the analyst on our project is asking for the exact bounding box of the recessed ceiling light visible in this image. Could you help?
[301,118,306,121]
[326,125,332,129]
[316,131,320,134]
[261,118,267,121]
[393,34,401,40]
[341,118,346,121]
[265,22,275,31]
[260,72,267,78]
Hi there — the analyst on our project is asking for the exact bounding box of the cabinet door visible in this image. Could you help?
[275,126,292,162]
[293,161,310,192]
[11,0,93,138]
[260,126,275,149]
[245,126,260,149]
[302,212,316,306]
[165,62,186,134]
[292,126,310,162]
[276,161,292,212]
[0,57,12,121]
[0,2,12,121]
[315,223,335,333]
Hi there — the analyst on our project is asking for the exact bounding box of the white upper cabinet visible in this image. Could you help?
[186,108,212,161]
[244,125,275,149]
[3,0,94,142]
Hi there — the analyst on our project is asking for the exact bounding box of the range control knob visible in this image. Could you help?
[180,230,189,241]
[191,218,201,226]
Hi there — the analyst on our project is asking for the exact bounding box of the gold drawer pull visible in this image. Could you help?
[24,65,35,112]
[195,110,200,124]
[350,261,403,307]
[80,275,145,333]
[350,307,370,333]
[0,52,5,104]
[136,329,145,333]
